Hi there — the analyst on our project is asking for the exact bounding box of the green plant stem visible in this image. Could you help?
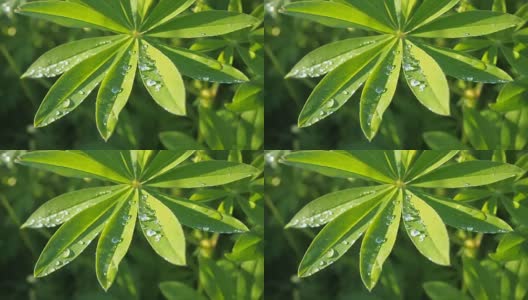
[0,195,38,258]
[264,195,302,258]
[0,45,40,107]
[264,45,302,106]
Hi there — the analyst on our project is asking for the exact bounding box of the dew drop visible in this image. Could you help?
[410,229,420,237]
[326,248,335,258]
[146,229,156,237]
[63,99,71,108]
[62,248,71,258]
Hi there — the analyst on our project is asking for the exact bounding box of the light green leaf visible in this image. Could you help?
[34,194,119,277]
[402,40,450,116]
[298,190,389,277]
[423,132,468,150]
[403,191,450,265]
[491,79,528,112]
[405,151,459,181]
[141,0,196,30]
[33,41,124,127]
[160,281,207,300]
[159,132,205,151]
[453,189,494,202]
[405,0,460,31]
[96,40,139,140]
[410,160,523,188]
[464,108,499,149]
[139,40,186,115]
[138,191,186,265]
[297,39,389,127]
[360,190,402,291]
[281,151,396,183]
[286,185,391,228]
[69,0,132,28]
[21,185,128,228]
[151,191,249,233]
[419,43,513,83]
[424,281,471,300]
[141,150,195,182]
[360,40,402,140]
[147,11,258,38]
[146,160,259,188]
[281,1,393,33]
[414,191,512,233]
[96,190,137,290]
[156,43,248,83]
[412,11,523,38]
[17,1,129,33]
[22,35,126,79]
[286,35,390,79]
[18,151,131,183]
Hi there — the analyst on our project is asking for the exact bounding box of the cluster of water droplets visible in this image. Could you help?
[25,60,71,78]
[304,245,342,276]
[138,194,164,242]
[288,209,335,228]
[25,210,71,228]
[138,44,163,91]
[402,43,428,93]
[402,193,427,242]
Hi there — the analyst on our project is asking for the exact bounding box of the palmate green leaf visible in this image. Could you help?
[360,40,402,140]
[360,190,402,291]
[146,161,259,188]
[150,191,249,233]
[139,40,186,116]
[281,1,393,33]
[17,1,129,33]
[21,150,256,290]
[21,35,126,79]
[286,35,390,79]
[21,185,128,228]
[147,11,259,38]
[402,191,450,265]
[297,38,390,127]
[282,151,396,183]
[286,185,392,228]
[34,192,121,277]
[413,191,512,233]
[297,190,391,277]
[411,160,524,188]
[18,151,131,183]
[96,190,138,290]
[96,40,139,140]
[412,11,523,38]
[19,2,254,142]
[33,41,125,127]
[138,191,186,265]
[402,40,450,116]
[419,43,513,83]
[284,151,517,290]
